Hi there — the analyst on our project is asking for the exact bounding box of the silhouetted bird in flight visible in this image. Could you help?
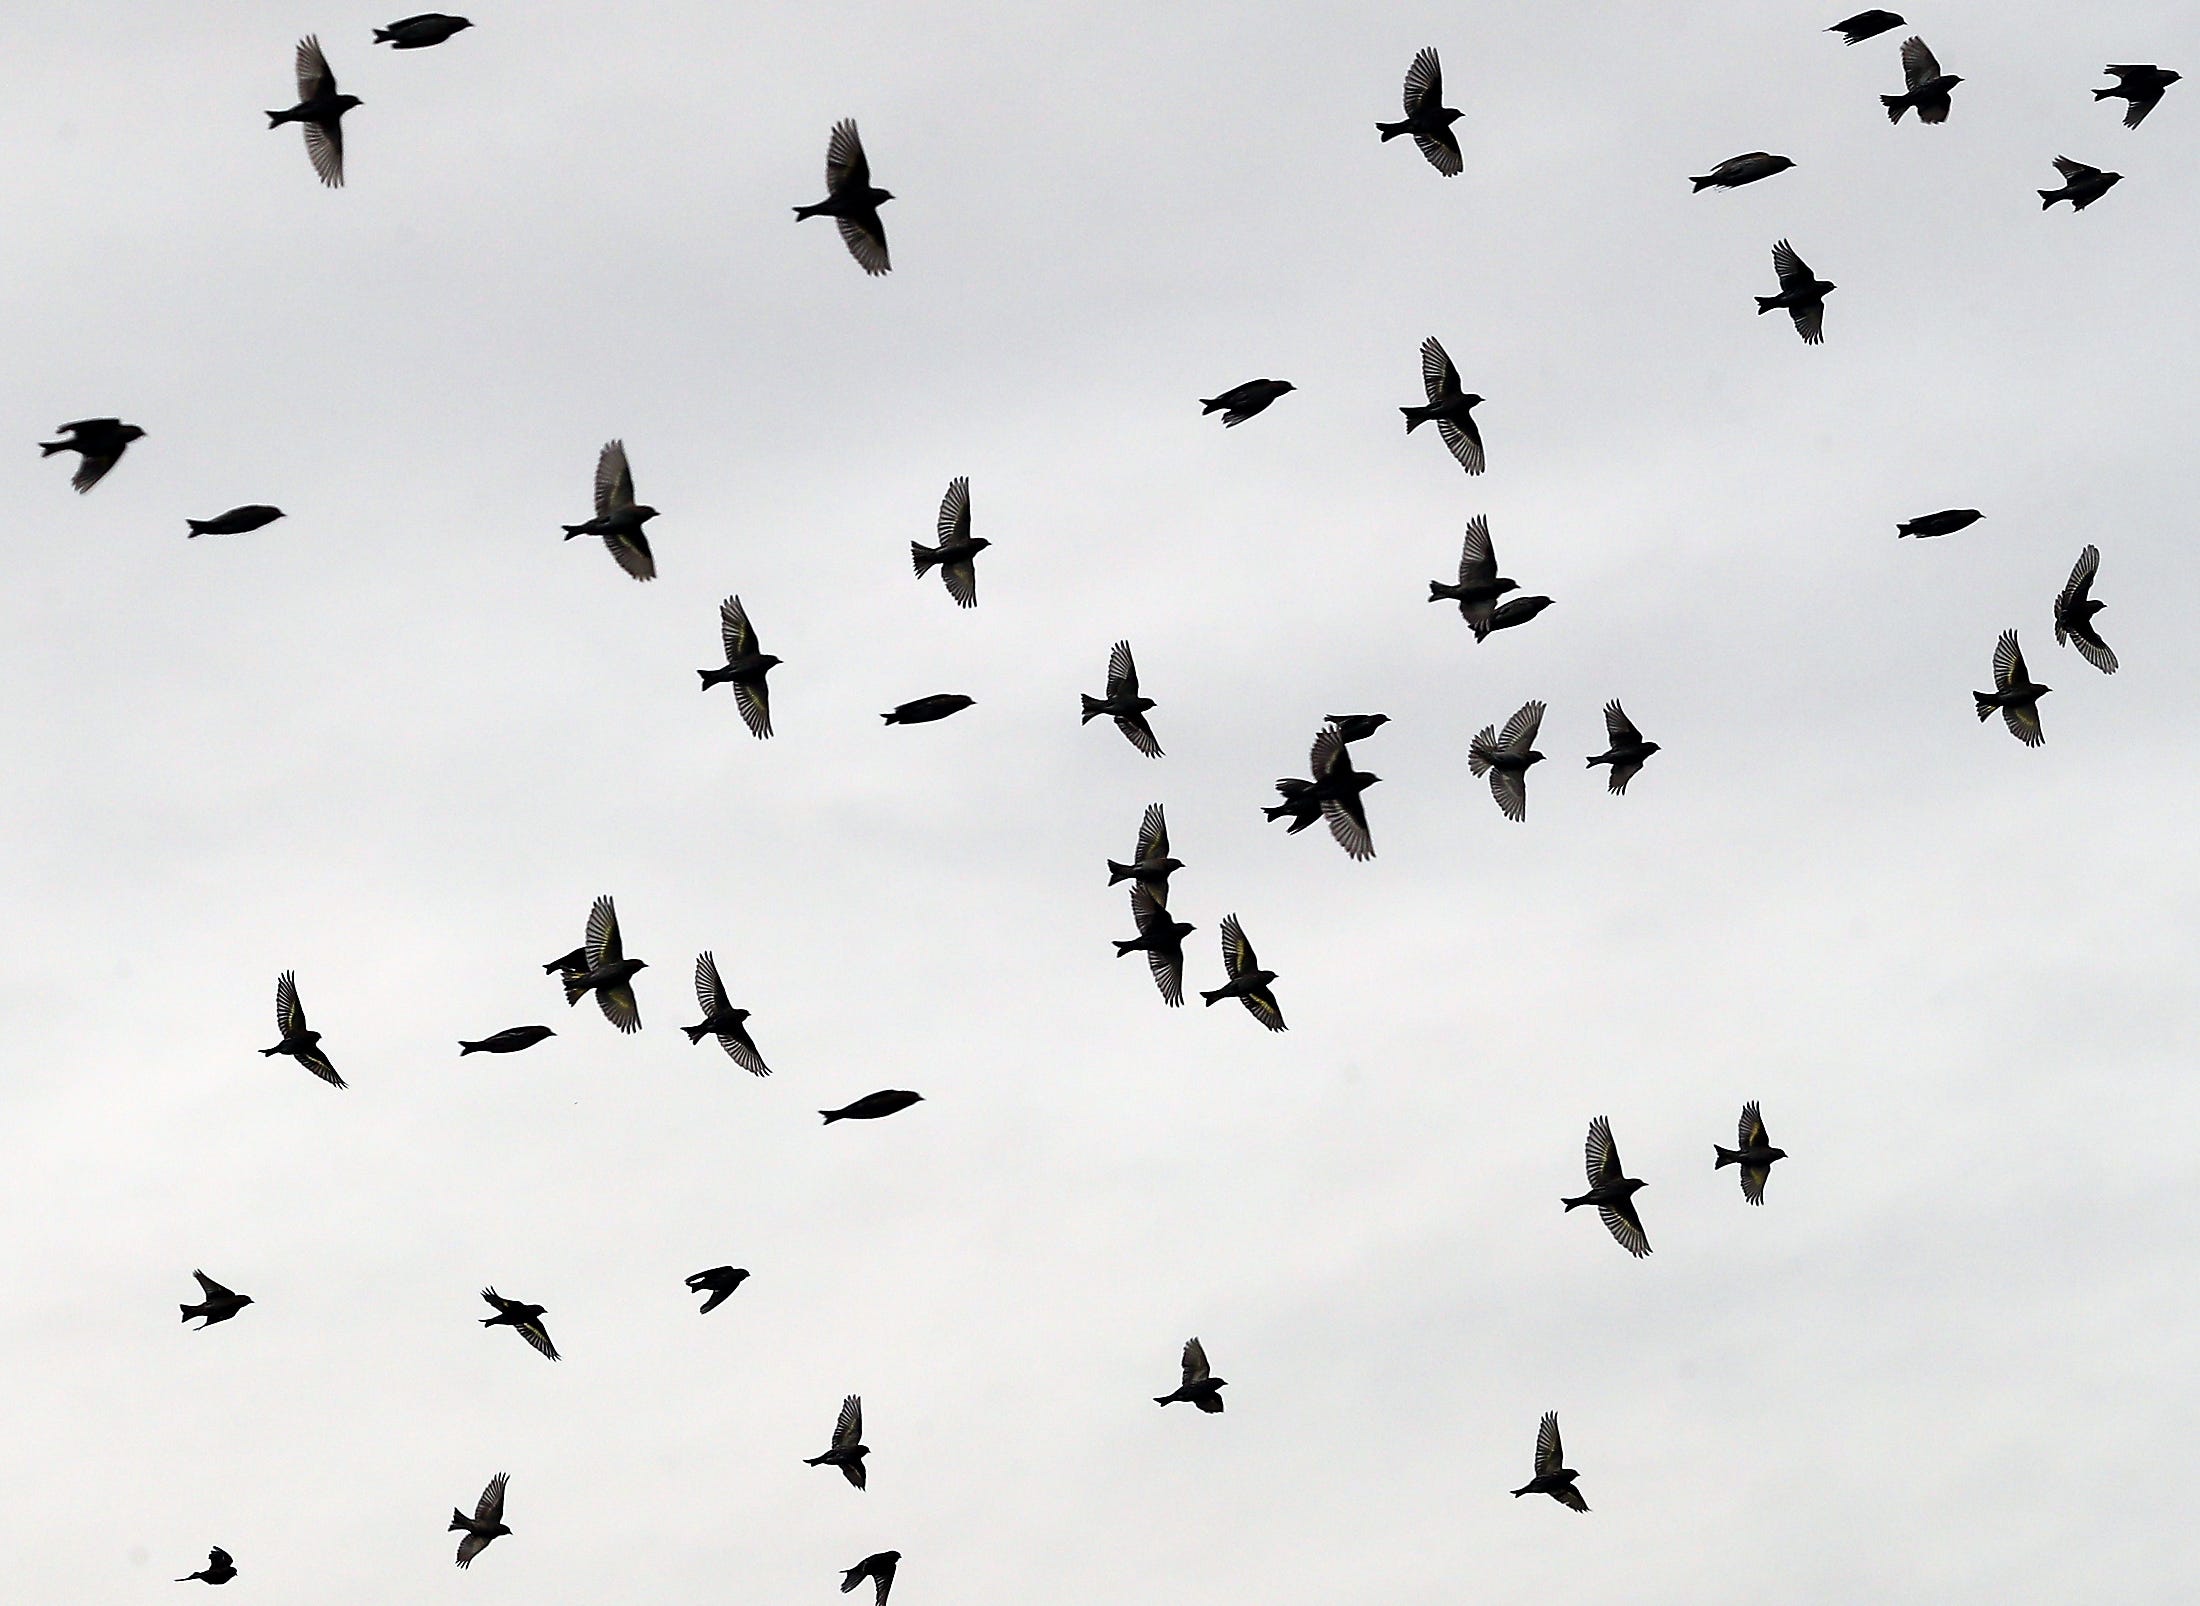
[686,1266,749,1313]
[795,119,892,275]
[267,36,359,187]
[186,505,283,538]
[1883,36,1962,123]
[1430,515,1519,635]
[180,1271,253,1329]
[1299,725,1380,859]
[1897,508,1982,538]
[1377,47,1463,176]
[1829,11,1903,45]
[1154,1336,1227,1411]
[910,477,987,608]
[805,1394,870,1489]
[1586,701,1660,795]
[1470,701,1547,823]
[374,14,472,48]
[1563,1116,1651,1258]
[882,694,974,725]
[1201,915,1286,1031]
[1082,639,1163,757]
[562,440,658,581]
[1200,379,1294,426]
[1715,1101,1787,1204]
[1107,803,1183,906]
[263,970,344,1088]
[459,1026,554,1055]
[1401,336,1484,474]
[479,1288,558,1361]
[1116,885,1194,1006]
[684,951,769,1074]
[2097,64,2179,127]
[1511,1412,1588,1510]
[1481,593,1555,641]
[841,1551,900,1606]
[2039,157,2121,211]
[449,1473,509,1568]
[1759,239,1834,344]
[699,595,779,738]
[1691,151,1794,190]
[1975,630,2049,747]
[561,895,646,1032]
[820,1090,925,1123]
[40,418,143,492]
[177,1546,236,1585]
[2053,545,2117,674]
[1324,713,1391,744]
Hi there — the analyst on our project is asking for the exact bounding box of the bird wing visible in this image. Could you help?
[937,476,970,543]
[2053,156,2098,183]
[70,450,122,492]
[1604,758,1643,796]
[1402,46,1443,115]
[1414,127,1464,177]
[276,970,306,1036]
[694,951,728,1017]
[940,555,978,608]
[1741,1162,1770,1205]
[1739,1101,1766,1150]
[1500,700,1546,754]
[1600,1198,1653,1257]
[1787,293,1826,344]
[720,595,755,661]
[836,213,892,276]
[1133,894,1187,1004]
[295,34,336,99]
[2055,545,2099,629]
[1115,711,1164,758]
[1457,515,1497,586]
[1309,722,1353,779]
[826,118,870,191]
[475,1472,508,1525]
[1419,336,1459,405]
[302,118,346,188]
[719,1021,771,1076]
[730,671,773,737]
[2002,700,2045,748]
[1241,983,1287,1032]
[1535,1411,1562,1475]
[1603,700,1640,747]
[872,1561,896,1606]
[596,979,642,1033]
[193,1269,235,1300]
[1437,417,1485,475]
[1136,802,1169,864]
[595,439,633,516]
[1900,35,1941,90]
[454,1530,493,1569]
[587,896,624,967]
[834,1394,863,1448]
[1550,1480,1590,1512]
[2070,624,2118,676]
[1321,793,1375,861]
[1993,629,2026,693]
[481,1285,511,1314]
[1219,914,1254,980]
[1106,639,1140,699]
[604,527,657,581]
[1490,767,1529,823]
[297,1041,346,1088]
[1771,238,1814,291]
[518,1315,559,1361]
[1585,1115,1619,1184]
[1182,1336,1210,1385]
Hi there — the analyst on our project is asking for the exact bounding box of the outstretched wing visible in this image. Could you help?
[937,476,970,543]
[826,118,870,191]
[1993,629,2027,692]
[1585,1115,1620,1185]
[1437,416,1484,475]
[295,34,336,99]
[1500,700,1546,754]
[301,117,346,189]
[1535,1411,1563,1475]
[1219,914,1256,980]
[474,1472,508,1525]
[1550,1480,1590,1512]
[694,951,728,1018]
[1402,46,1443,116]
[1458,515,1497,586]
[1771,238,1814,292]
[193,1270,236,1301]
[1603,700,1641,747]
[1420,336,1459,406]
[1490,767,1530,823]
[276,970,306,1037]
[1136,802,1169,864]
[720,595,756,661]
[586,895,624,967]
[1181,1336,1211,1385]
[834,1393,864,1448]
[1901,35,1942,91]
[1600,1197,1653,1257]
[596,979,642,1034]
[1106,639,1140,699]
[594,440,634,516]
[517,1314,559,1362]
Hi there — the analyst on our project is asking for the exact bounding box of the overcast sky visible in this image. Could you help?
[4,2,2198,1600]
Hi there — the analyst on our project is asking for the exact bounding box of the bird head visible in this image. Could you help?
[1170,919,1197,939]
[1158,856,1185,875]
[121,424,147,442]
[1461,392,1484,408]
[631,504,661,522]
[1355,771,1383,789]
[757,654,785,670]
[1522,750,1546,768]
[1765,1146,1789,1162]
[1941,75,1965,87]
[631,960,651,971]
[451,18,476,31]
[1275,381,1298,393]
[2163,70,2185,85]
[968,536,993,553]
[870,187,897,204]
[1639,741,1663,758]
[237,1294,257,1308]
[1494,577,1520,597]
[336,95,364,111]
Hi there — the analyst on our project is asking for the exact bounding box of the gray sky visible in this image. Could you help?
[4,1,2197,1599]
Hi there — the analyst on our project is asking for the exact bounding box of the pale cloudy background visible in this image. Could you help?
[2,1,2196,1600]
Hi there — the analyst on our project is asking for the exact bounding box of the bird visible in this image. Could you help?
[684,951,770,1074]
[1975,629,2049,747]
[1469,701,1547,823]
[1401,336,1485,474]
[261,970,344,1089]
[686,1266,749,1313]
[39,418,144,492]
[2096,64,2180,128]
[841,1551,901,1606]
[2053,545,2117,675]
[820,1090,925,1123]
[1478,593,1555,642]
[1715,1102,1788,1205]
[882,694,974,725]
[1828,10,1903,45]
[794,119,892,275]
[1324,713,1391,744]
[910,477,987,607]
[1200,915,1286,1031]
[560,895,647,1033]
[1107,803,1183,906]
[266,36,360,187]
[2039,157,2122,211]
[1154,1336,1227,1411]
[1115,885,1194,1006]
[177,1546,236,1585]
[458,1026,555,1056]
[1759,239,1835,344]
[1376,46,1463,176]
[541,946,589,975]
[180,1271,254,1329]
[1301,724,1381,860]
[1896,508,1983,538]
[478,1288,558,1361]
[1563,1116,1651,1258]
[1429,515,1520,634]
[1511,1412,1588,1511]
[449,1473,510,1569]
[562,440,658,581]
[1882,36,1962,123]
[185,505,283,538]
[374,14,472,48]
[698,595,779,739]
[1586,701,1660,795]
[1081,639,1163,757]
[805,1394,870,1489]
[1690,151,1794,191]
[1199,379,1295,426]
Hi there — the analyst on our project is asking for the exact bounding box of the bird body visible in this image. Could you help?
[2039,157,2121,211]
[1512,1411,1588,1510]
[1974,629,2049,746]
[1155,1336,1227,1411]
[1759,239,1834,344]
[1107,802,1183,904]
[1469,701,1547,822]
[180,1270,254,1329]
[1377,47,1464,175]
[2053,545,2116,674]
[1082,639,1163,756]
[684,951,769,1074]
[1830,10,1904,45]
[882,694,974,725]
[1401,337,1484,473]
[450,1473,510,1568]
[563,440,658,581]
[40,418,144,492]
[698,595,779,738]
[1200,379,1295,426]
[1585,700,1659,795]
[1115,884,1194,1006]
[795,119,893,274]
[267,36,360,187]
[560,895,646,1032]
[1882,36,1962,123]
[805,1394,870,1489]
[1691,151,1794,190]
[1295,724,1380,859]
[2096,64,2180,128]
[1714,1101,1787,1204]
[375,14,472,47]
[186,505,284,538]
[479,1287,558,1361]
[459,1025,555,1055]
[821,1090,924,1123]
[1897,508,1983,538]
[686,1266,749,1313]
[910,477,987,607]
[178,1546,236,1584]
[1562,1116,1651,1257]
[1199,915,1285,1030]
[262,970,344,1088]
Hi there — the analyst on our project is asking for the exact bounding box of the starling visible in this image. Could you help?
[1691,151,1795,191]
[562,439,658,581]
[261,970,344,1089]
[560,895,647,1033]
[1882,36,1962,123]
[820,1090,925,1123]
[1115,884,1194,1006]
[2039,157,2122,211]
[1154,1336,1227,1411]
[794,119,893,275]
[1260,776,1326,834]
[841,1551,901,1606]
[1107,802,1183,906]
[1300,724,1380,860]
[910,476,987,608]
[458,1025,555,1056]
[541,946,589,975]
[1974,629,2049,747]
[2097,64,2180,128]
[1480,594,1555,641]
[1715,1101,1787,1204]
[1469,700,1547,823]
[1758,239,1835,345]
[1324,713,1391,744]
[266,36,360,187]
[698,595,779,738]
[374,14,472,47]
[1199,379,1295,426]
[449,1473,510,1569]
[2053,545,2117,675]
[1511,1412,1588,1511]
[1896,508,1983,538]
[882,694,974,725]
[177,1547,236,1585]
[1562,1116,1651,1258]
[1586,700,1660,795]
[1200,915,1286,1031]
[39,418,144,492]
[1429,515,1519,634]
[1401,336,1484,474]
[684,951,770,1074]
[1081,639,1163,757]
[478,1287,558,1361]
[686,1266,749,1313]
[180,1271,254,1329]
[185,505,284,538]
[805,1394,869,1489]
[1829,10,1903,44]
[1376,47,1464,176]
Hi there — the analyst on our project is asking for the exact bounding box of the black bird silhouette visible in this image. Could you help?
[795,119,892,275]
[1082,639,1163,757]
[2097,64,2180,128]
[1401,337,1484,474]
[186,505,283,538]
[805,1394,870,1489]
[449,1473,509,1568]
[2039,157,2122,211]
[1586,701,1660,795]
[1562,1116,1651,1258]
[1429,515,1519,635]
[177,1546,236,1585]
[40,418,144,492]
[1511,1412,1588,1510]
[1828,10,1903,45]
[1201,915,1286,1031]
[821,1090,924,1123]
[266,36,359,187]
[1883,36,1962,123]
[910,477,987,608]
[1975,630,2049,747]
[479,1287,558,1361]
[1480,594,1555,641]
[262,970,344,1088]
[1200,379,1295,426]
[686,1266,749,1313]
[459,1026,554,1056]
[1302,724,1380,860]
[882,694,974,725]
[684,951,770,1074]
[180,1271,253,1329]
[1324,713,1391,744]
[561,895,647,1033]
[1154,1336,1227,1411]
[374,14,472,48]
[1691,151,1794,191]
[1715,1102,1787,1204]
[1469,701,1547,823]
[841,1551,900,1606]
[1376,47,1463,176]
[562,440,658,581]
[2053,545,2117,675]
[1759,239,1834,344]
[1107,803,1183,906]
[1897,508,1983,538]
[1115,885,1194,1006]
[699,595,779,739]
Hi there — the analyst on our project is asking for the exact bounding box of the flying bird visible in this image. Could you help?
[1715,1101,1787,1205]
[1479,593,1554,641]
[1691,151,1794,190]
[1154,1336,1227,1411]
[2053,545,2117,674]
[1082,639,1163,757]
[180,1271,254,1329]
[266,36,359,187]
[262,970,344,1088]
[1324,713,1391,744]
[1759,239,1834,344]
[698,595,779,738]
[479,1288,558,1361]
[1107,802,1183,906]
[1562,1116,1651,1258]
[2039,157,2121,211]
[805,1394,870,1489]
[1511,1412,1588,1511]
[1401,337,1484,474]
[882,694,974,725]
[1376,46,1463,176]
[177,1547,236,1585]
[1469,701,1547,823]
[1199,379,1295,426]
[1975,629,2049,747]
[841,1551,900,1606]
[684,951,770,1074]
[374,14,472,47]
[1882,36,1962,123]
[820,1090,925,1123]
[910,476,987,607]
[686,1266,749,1313]
[1896,508,1982,538]
[1201,915,1286,1031]
[794,119,893,275]
[562,439,658,581]
[449,1473,510,1569]
[458,1026,555,1056]
[186,505,283,538]
[1586,701,1660,795]
[561,895,647,1033]
[1115,884,1194,1006]
[1299,724,1381,860]
[2096,64,2180,128]
[1828,10,1903,45]
[1429,515,1519,634]
[39,418,144,492]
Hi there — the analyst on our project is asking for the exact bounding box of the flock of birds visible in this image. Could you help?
[41,9,2176,1595]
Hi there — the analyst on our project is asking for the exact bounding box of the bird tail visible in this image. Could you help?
[1585,755,1606,768]
[1754,295,1781,316]
[1896,522,1914,537]
[1260,802,1296,823]
[1198,397,1224,414]
[1375,120,1408,141]
[185,519,211,537]
[1715,1145,1741,1169]
[1973,692,1998,721]
[1080,694,1107,724]
[1106,860,1137,884]
[1400,405,1431,433]
[562,970,590,1006]
[879,710,901,724]
[265,108,297,128]
[179,1304,198,1322]
[448,1510,470,1533]
[1881,94,1909,123]
[38,441,65,456]
[2092,87,2115,101]
[459,1040,483,1055]
[793,203,826,220]
[2038,189,2059,208]
[840,1568,864,1593]
[1468,729,1497,777]
[1561,1193,1591,1212]
[1198,987,1227,1006]
[1113,937,1146,957]
[910,541,941,577]
[373,26,396,42]
[1690,175,1717,191]
[560,523,590,538]
[681,1023,711,1044]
